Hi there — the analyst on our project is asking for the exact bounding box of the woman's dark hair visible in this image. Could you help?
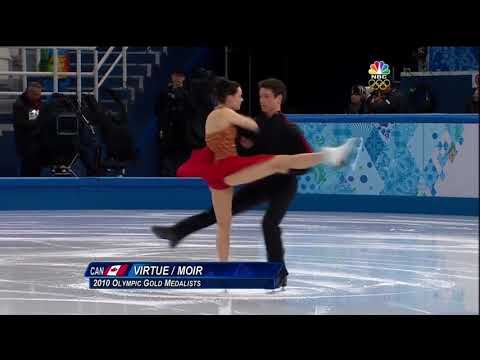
[215,77,240,103]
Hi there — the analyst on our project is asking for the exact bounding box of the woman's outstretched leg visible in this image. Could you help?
[225,138,361,187]
[224,153,319,186]
[210,187,234,261]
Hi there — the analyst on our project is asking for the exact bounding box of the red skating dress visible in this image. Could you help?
[176,126,274,190]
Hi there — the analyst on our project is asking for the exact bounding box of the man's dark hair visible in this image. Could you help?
[258,78,287,103]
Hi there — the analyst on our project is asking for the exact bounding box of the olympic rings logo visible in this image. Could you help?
[368,78,391,91]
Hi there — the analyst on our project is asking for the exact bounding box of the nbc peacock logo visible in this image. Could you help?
[368,60,391,91]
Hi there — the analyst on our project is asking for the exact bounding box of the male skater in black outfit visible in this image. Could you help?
[152,78,313,287]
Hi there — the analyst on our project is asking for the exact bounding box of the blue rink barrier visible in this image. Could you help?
[287,113,479,123]
[0,114,478,216]
[0,177,477,215]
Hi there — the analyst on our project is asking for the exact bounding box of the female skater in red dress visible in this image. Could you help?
[177,78,360,261]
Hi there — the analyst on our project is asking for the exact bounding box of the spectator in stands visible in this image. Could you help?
[367,81,409,114]
[366,90,389,113]
[154,69,195,176]
[346,84,368,114]
[414,47,428,72]
[13,82,43,176]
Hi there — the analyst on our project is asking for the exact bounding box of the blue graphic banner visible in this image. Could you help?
[85,262,285,289]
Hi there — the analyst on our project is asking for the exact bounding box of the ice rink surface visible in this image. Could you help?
[0,210,477,315]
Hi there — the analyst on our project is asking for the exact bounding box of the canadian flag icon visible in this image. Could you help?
[104,264,129,276]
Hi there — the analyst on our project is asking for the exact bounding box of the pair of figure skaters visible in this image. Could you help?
[153,78,361,288]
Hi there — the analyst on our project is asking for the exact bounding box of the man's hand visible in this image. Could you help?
[239,136,254,149]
